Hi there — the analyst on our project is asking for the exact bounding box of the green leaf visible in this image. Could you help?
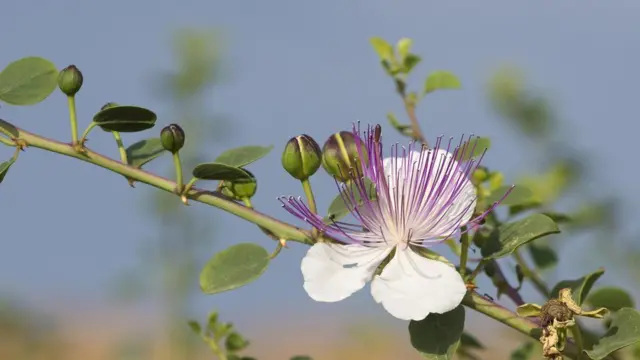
[587,287,635,312]
[528,243,558,270]
[550,268,605,305]
[126,138,166,168]
[585,308,640,360]
[456,137,491,162]
[481,214,560,260]
[290,356,313,360]
[324,178,377,223]
[193,162,252,181]
[424,70,461,95]
[0,119,18,138]
[404,54,422,74]
[510,342,536,360]
[187,320,201,335]
[200,243,270,294]
[409,305,465,359]
[369,37,394,62]
[396,38,413,60]
[0,159,14,184]
[93,105,157,133]
[0,57,58,105]
[486,185,532,206]
[215,145,273,168]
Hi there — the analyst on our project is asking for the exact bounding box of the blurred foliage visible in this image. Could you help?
[0,299,62,360]
[111,28,232,360]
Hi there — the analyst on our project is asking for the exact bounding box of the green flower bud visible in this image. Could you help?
[160,124,186,153]
[100,102,119,111]
[224,332,250,352]
[281,134,322,180]
[220,170,257,200]
[321,131,368,182]
[57,65,83,96]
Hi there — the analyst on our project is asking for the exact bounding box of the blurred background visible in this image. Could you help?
[0,1,638,359]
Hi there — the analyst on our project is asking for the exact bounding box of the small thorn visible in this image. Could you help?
[465,283,478,291]
[181,194,190,206]
[279,238,288,248]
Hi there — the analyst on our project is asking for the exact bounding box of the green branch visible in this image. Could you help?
[16,126,312,245]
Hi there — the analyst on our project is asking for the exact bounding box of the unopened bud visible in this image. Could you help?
[281,134,322,180]
[321,131,368,182]
[57,65,83,96]
[220,171,257,200]
[160,124,185,154]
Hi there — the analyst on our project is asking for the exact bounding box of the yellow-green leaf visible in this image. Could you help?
[516,303,542,318]
[424,71,461,95]
[369,37,394,62]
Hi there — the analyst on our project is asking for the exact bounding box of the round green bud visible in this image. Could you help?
[160,123,186,154]
[100,102,119,111]
[220,170,257,200]
[281,134,322,180]
[57,65,83,96]
[321,131,369,182]
[224,332,250,352]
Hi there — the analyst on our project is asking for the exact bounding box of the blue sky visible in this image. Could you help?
[1,0,639,348]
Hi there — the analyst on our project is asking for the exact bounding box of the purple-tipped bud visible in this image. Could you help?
[321,131,368,182]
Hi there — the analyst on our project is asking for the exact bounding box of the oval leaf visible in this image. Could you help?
[409,305,465,359]
[487,185,533,206]
[550,268,605,305]
[585,308,640,360]
[0,159,15,183]
[214,145,273,168]
[193,163,252,181]
[0,57,58,105]
[324,178,377,223]
[587,287,635,312]
[424,70,461,95]
[93,106,157,133]
[481,214,560,260]
[126,138,166,168]
[199,243,270,294]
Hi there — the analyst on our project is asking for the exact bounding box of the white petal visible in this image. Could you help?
[301,242,392,302]
[370,247,466,320]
